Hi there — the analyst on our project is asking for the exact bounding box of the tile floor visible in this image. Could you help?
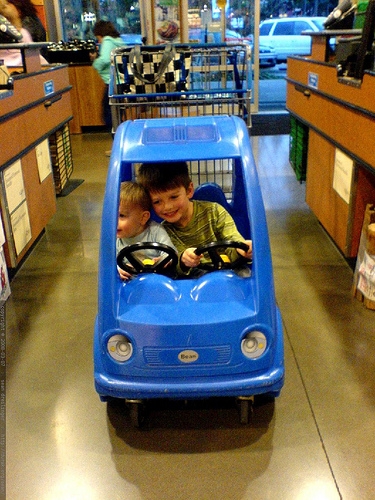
[5,131,375,500]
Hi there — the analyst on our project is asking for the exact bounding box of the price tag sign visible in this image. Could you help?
[308,72,318,89]
[44,80,54,96]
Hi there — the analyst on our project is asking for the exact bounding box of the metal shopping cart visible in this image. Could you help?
[109,42,251,131]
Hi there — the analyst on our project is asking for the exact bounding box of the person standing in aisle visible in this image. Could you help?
[90,20,125,155]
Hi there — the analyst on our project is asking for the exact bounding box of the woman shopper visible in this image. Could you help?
[90,20,125,154]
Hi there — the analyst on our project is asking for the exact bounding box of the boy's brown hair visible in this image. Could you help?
[137,162,191,193]
[119,181,151,212]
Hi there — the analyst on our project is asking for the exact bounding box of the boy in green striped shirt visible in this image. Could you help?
[138,162,252,275]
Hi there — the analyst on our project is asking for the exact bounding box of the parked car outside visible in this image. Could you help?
[225,29,277,67]
[256,42,277,67]
[259,17,326,62]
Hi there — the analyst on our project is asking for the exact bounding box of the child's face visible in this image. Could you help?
[117,202,150,239]
[149,183,194,227]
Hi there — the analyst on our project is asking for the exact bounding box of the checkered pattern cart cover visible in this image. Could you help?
[121,43,191,95]
[109,42,251,130]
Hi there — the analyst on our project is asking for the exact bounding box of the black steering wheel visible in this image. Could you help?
[194,240,251,271]
[117,242,178,275]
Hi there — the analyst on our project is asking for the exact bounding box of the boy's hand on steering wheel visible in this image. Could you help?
[181,248,202,268]
[237,240,252,260]
[117,265,134,280]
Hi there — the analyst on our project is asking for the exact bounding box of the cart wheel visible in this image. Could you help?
[238,397,254,425]
[254,393,276,406]
[128,400,149,429]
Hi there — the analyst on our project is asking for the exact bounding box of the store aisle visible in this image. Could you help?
[5,132,375,500]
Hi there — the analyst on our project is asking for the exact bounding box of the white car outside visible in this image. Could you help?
[225,30,277,67]
[259,17,326,62]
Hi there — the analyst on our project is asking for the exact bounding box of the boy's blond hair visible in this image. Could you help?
[119,181,151,212]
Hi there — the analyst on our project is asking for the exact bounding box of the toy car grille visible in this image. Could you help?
[143,344,232,366]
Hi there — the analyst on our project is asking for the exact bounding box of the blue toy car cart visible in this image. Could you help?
[94,115,284,426]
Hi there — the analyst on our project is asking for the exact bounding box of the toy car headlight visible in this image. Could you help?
[107,334,133,362]
[241,331,267,359]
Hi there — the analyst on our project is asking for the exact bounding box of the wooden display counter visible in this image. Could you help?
[286,35,375,258]
[0,48,73,269]
[68,64,105,134]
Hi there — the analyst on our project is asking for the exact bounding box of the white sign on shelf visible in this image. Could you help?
[3,160,25,213]
[36,139,52,182]
[10,201,31,256]
[333,148,354,204]
[3,160,32,255]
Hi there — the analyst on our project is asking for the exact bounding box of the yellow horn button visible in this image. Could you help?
[220,254,231,263]
[142,258,154,266]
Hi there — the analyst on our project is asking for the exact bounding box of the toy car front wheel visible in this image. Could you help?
[237,396,254,425]
[127,399,149,428]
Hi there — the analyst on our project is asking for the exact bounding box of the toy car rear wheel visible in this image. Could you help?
[254,393,277,406]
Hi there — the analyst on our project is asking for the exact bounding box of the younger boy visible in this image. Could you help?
[137,162,252,275]
[117,181,176,280]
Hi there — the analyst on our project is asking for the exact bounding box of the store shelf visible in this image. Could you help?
[49,123,73,194]
[0,62,72,270]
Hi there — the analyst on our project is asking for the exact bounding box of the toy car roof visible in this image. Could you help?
[112,115,248,163]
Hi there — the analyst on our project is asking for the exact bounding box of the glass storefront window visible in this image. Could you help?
[187,0,260,111]
[187,1,254,43]
[59,0,141,41]
[186,0,329,112]
[59,0,327,111]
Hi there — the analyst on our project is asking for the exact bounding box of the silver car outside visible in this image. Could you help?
[259,17,326,63]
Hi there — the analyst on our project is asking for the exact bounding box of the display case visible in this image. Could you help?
[0,50,72,270]
[67,64,105,133]
[286,18,375,258]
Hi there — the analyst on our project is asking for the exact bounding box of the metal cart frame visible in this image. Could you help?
[109,42,251,131]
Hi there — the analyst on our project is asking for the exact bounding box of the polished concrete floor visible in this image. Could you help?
[5,132,375,499]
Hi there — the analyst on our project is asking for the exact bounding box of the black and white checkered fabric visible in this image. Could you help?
[119,45,191,96]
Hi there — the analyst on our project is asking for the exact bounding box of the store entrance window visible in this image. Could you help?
[186,0,330,113]
[59,0,141,41]
[186,0,286,113]
[57,0,289,112]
